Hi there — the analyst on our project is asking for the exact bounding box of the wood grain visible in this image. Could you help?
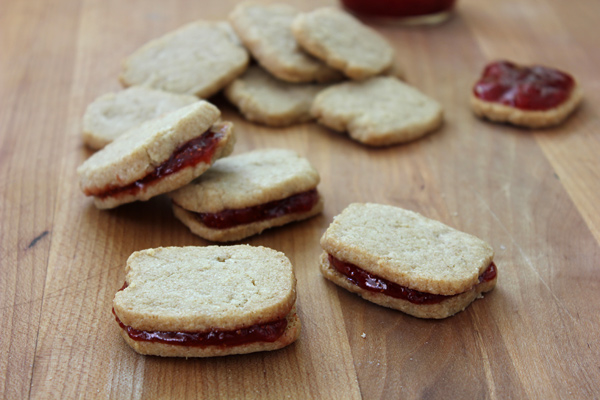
[1,0,599,398]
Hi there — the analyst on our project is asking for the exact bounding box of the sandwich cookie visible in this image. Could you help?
[224,65,328,127]
[82,86,198,150]
[291,7,394,80]
[112,245,301,357]
[319,203,497,319]
[229,3,342,83]
[78,101,235,209]
[471,60,583,128]
[311,76,443,146]
[169,149,323,242]
[120,21,249,98]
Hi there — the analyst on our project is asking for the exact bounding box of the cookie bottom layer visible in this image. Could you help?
[319,252,497,319]
[120,307,301,357]
[470,84,583,128]
[172,194,324,242]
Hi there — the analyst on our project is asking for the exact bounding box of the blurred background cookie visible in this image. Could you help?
[224,65,328,126]
[292,7,394,80]
[312,76,443,146]
[120,21,249,98]
[471,60,583,128]
[82,87,198,150]
[229,3,342,83]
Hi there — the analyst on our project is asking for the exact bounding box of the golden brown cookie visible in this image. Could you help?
[229,3,342,83]
[320,203,497,319]
[77,101,235,209]
[120,21,249,98]
[291,7,394,80]
[224,66,328,126]
[312,76,443,146]
[169,149,323,242]
[113,245,300,357]
[82,87,198,150]
[470,60,583,128]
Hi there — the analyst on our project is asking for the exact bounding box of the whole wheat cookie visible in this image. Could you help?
[77,101,235,209]
[229,3,342,83]
[224,66,327,126]
[112,245,301,357]
[291,7,394,80]
[120,21,249,98]
[320,203,497,319]
[311,76,443,146]
[169,149,323,242]
[82,87,198,150]
[471,60,583,128]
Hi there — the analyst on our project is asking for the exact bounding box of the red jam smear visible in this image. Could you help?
[113,310,287,347]
[341,0,455,18]
[190,189,319,230]
[113,283,288,346]
[328,254,496,305]
[88,126,225,199]
[473,61,575,110]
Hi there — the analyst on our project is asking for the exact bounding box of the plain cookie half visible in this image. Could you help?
[229,3,342,83]
[224,66,328,127]
[292,7,394,80]
[82,87,198,150]
[120,21,249,97]
[312,76,443,146]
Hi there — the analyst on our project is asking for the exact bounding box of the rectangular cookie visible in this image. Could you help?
[320,203,497,319]
[224,65,327,127]
[169,149,323,242]
[112,245,301,357]
[77,101,235,209]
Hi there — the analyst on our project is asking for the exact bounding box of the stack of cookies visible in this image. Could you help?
[226,4,443,145]
[81,4,444,150]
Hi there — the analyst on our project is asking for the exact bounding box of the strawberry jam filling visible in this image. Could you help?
[473,60,574,110]
[188,189,319,229]
[88,125,226,199]
[113,283,288,346]
[113,310,287,347]
[328,254,497,305]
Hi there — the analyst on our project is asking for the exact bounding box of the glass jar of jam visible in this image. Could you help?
[341,0,456,25]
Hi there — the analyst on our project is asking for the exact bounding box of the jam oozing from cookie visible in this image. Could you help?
[88,125,227,199]
[328,254,496,304]
[342,0,455,18]
[113,310,288,347]
[188,189,319,229]
[473,61,575,110]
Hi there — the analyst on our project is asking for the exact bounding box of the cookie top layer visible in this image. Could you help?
[291,7,394,80]
[170,148,320,213]
[78,101,220,194]
[320,203,494,295]
[312,76,443,146]
[120,21,249,97]
[224,66,327,126]
[229,3,342,83]
[113,246,296,332]
[82,87,198,150]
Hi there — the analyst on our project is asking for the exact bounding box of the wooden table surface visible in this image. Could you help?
[2,0,599,398]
